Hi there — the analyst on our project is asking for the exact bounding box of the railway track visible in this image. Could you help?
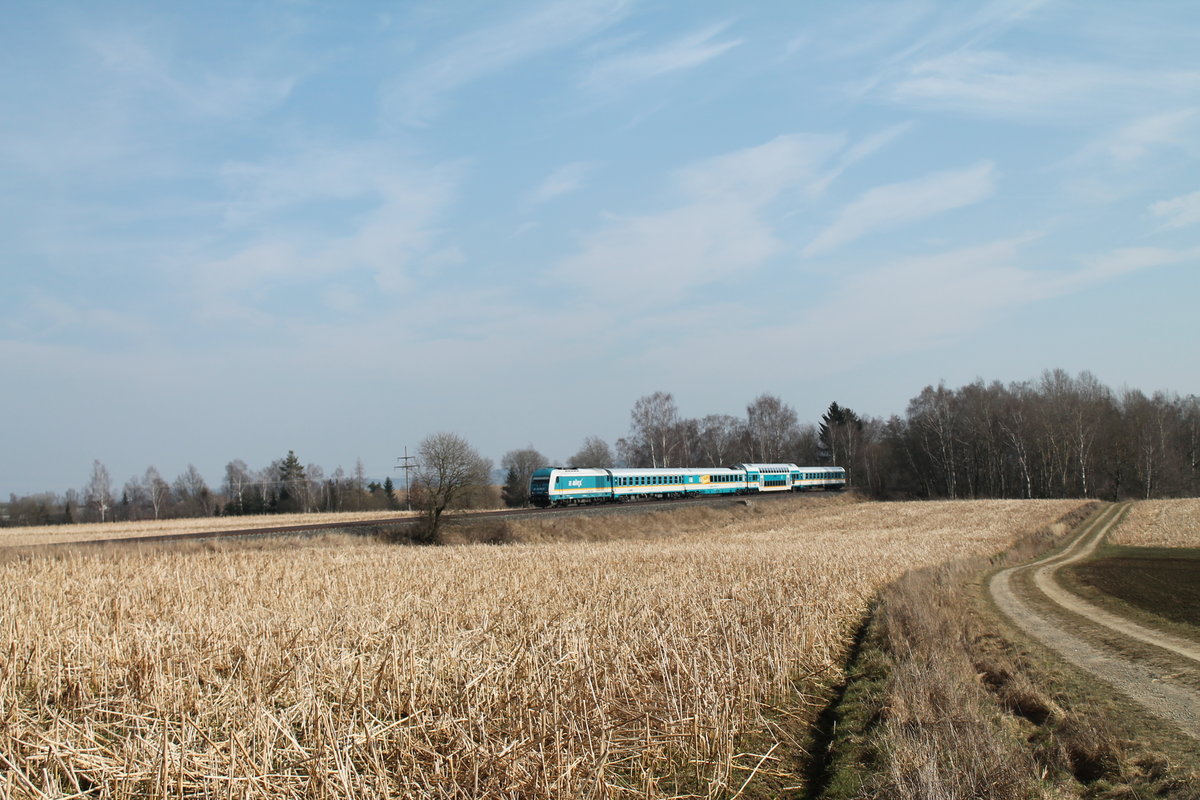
[3,491,837,552]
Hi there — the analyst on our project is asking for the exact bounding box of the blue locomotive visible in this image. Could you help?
[529,463,846,508]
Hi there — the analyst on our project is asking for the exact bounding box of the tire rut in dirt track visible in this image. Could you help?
[990,503,1200,740]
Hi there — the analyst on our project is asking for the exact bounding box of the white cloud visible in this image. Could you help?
[529,161,594,205]
[195,144,463,315]
[804,161,995,256]
[79,27,296,119]
[1070,108,1200,167]
[887,51,1200,120]
[1070,245,1200,285]
[678,133,844,204]
[555,134,843,306]
[386,0,630,125]
[581,22,742,92]
[812,122,914,194]
[1150,191,1200,231]
[8,291,153,340]
[799,237,1039,355]
[784,237,1196,367]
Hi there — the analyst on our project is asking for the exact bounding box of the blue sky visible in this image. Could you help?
[3,0,1199,497]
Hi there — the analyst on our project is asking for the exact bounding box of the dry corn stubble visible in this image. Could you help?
[0,498,1084,798]
[1107,499,1200,547]
[0,509,427,548]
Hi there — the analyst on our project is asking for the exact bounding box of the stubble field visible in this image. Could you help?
[0,496,1085,798]
[1108,499,1200,548]
[0,510,420,548]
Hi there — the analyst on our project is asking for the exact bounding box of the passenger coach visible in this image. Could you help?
[529,462,846,508]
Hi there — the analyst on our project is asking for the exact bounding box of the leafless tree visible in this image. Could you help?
[694,414,745,465]
[352,458,369,511]
[144,466,171,520]
[121,474,150,521]
[174,464,214,517]
[568,436,613,468]
[330,465,348,511]
[620,391,682,467]
[85,460,113,523]
[747,394,799,462]
[907,385,960,498]
[415,432,493,540]
[223,460,251,515]
[501,447,546,508]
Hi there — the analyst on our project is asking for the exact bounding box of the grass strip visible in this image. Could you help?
[813,504,1200,800]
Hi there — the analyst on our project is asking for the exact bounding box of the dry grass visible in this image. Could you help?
[0,510,423,548]
[1107,499,1200,548]
[820,501,1200,800]
[0,498,1084,798]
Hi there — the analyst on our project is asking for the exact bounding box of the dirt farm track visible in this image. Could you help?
[991,502,1200,740]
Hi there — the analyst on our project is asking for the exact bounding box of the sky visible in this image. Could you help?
[2,0,1199,497]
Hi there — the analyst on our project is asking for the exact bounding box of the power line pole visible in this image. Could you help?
[394,447,417,511]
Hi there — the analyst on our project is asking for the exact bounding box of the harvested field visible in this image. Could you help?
[1062,550,1200,629]
[1108,499,1200,548]
[0,497,1084,798]
[0,509,421,548]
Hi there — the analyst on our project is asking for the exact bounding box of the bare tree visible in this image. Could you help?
[415,432,493,541]
[568,436,613,468]
[695,414,746,465]
[222,460,251,515]
[620,391,682,467]
[746,394,799,462]
[121,474,150,521]
[306,463,324,513]
[906,386,959,498]
[501,447,547,508]
[85,460,113,523]
[174,464,214,517]
[351,458,369,511]
[144,466,171,520]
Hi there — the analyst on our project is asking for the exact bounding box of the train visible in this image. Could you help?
[529,463,846,508]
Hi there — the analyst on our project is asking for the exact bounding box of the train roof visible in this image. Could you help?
[606,466,742,475]
[735,462,801,471]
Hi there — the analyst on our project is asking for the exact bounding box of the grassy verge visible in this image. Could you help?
[813,503,1200,800]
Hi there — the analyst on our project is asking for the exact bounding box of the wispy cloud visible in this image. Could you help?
[528,161,595,205]
[787,237,1195,366]
[194,144,463,318]
[1072,108,1200,166]
[6,291,153,341]
[1053,108,1200,204]
[843,0,1051,98]
[678,133,843,204]
[812,121,914,194]
[79,27,297,118]
[804,161,995,257]
[1070,245,1200,285]
[796,237,1038,360]
[580,22,742,92]
[556,134,843,306]
[1150,190,1200,231]
[886,50,1200,120]
[386,0,630,126]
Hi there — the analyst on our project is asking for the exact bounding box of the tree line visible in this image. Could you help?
[5,369,1197,528]
[499,370,1198,504]
[2,451,406,527]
